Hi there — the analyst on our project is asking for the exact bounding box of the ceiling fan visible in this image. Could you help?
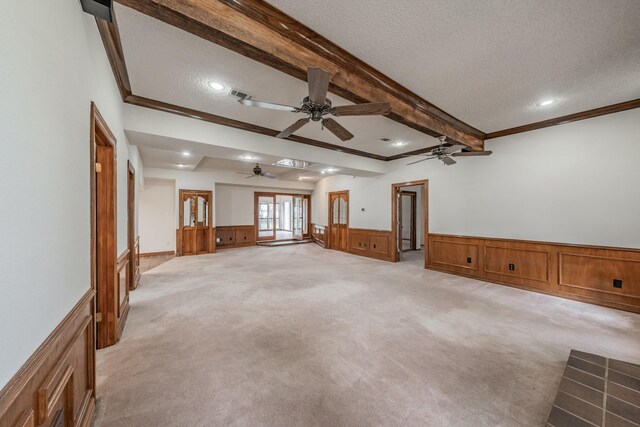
[237,163,276,179]
[237,67,391,141]
[406,136,492,166]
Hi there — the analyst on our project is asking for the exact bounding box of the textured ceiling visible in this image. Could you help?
[116,4,437,157]
[267,0,640,132]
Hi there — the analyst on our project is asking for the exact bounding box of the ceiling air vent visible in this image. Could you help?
[380,138,391,142]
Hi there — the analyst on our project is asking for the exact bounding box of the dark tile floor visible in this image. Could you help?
[139,253,175,273]
[547,349,640,426]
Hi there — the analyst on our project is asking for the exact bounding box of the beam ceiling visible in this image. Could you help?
[114,0,485,151]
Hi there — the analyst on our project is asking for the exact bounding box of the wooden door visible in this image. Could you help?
[91,103,121,349]
[329,191,349,251]
[179,190,212,256]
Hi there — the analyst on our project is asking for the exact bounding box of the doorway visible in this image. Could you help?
[328,190,349,251]
[255,192,310,241]
[178,190,213,256]
[90,103,122,349]
[391,181,428,266]
[399,191,417,251]
[127,161,138,291]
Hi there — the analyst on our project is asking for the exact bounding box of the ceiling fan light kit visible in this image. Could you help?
[237,67,391,141]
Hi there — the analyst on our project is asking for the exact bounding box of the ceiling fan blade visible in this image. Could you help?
[443,144,465,154]
[441,156,457,165]
[277,118,310,138]
[245,175,257,179]
[322,118,354,141]
[307,67,331,105]
[260,172,277,179]
[238,97,299,112]
[451,150,493,157]
[332,102,391,117]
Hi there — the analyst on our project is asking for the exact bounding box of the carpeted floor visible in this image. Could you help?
[94,244,640,426]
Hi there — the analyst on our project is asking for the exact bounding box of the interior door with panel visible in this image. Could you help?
[179,190,212,256]
[329,191,349,251]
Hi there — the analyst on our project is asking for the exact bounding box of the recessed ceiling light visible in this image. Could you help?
[320,171,326,174]
[182,151,191,156]
[177,164,186,168]
[392,141,407,147]
[539,99,555,107]
[241,155,255,160]
[324,168,337,173]
[208,81,227,92]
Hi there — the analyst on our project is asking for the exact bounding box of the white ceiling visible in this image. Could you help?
[267,0,640,132]
[116,4,437,158]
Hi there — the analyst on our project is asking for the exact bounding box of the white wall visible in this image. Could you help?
[313,109,640,249]
[139,179,175,253]
[216,184,311,226]
[0,1,138,387]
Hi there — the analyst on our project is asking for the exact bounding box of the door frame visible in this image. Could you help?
[391,180,428,267]
[177,189,213,255]
[127,161,137,290]
[328,190,349,251]
[90,102,118,349]
[254,192,311,241]
[399,190,417,251]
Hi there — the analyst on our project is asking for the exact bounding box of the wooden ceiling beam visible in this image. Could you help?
[114,0,485,150]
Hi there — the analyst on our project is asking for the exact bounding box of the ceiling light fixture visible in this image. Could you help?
[208,81,227,92]
[538,99,555,107]
[323,168,337,173]
[241,155,255,160]
[392,141,407,147]
[177,163,187,168]
[182,151,191,156]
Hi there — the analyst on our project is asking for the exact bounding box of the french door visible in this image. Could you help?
[293,196,303,240]
[255,192,311,241]
[329,191,349,251]
[256,194,276,241]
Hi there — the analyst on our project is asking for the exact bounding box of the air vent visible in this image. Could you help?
[380,137,391,142]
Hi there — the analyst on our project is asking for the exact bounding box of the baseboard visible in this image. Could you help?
[0,289,96,426]
[140,251,175,257]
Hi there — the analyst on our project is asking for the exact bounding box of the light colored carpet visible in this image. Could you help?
[94,244,640,426]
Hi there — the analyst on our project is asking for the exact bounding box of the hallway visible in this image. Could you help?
[94,245,640,426]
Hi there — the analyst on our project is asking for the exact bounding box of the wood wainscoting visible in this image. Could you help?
[0,290,96,427]
[216,225,256,249]
[427,234,640,313]
[115,249,131,340]
[348,229,393,262]
[131,236,140,290]
[311,224,327,248]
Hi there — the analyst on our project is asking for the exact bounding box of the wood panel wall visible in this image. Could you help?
[0,291,96,427]
[348,229,393,262]
[310,224,327,248]
[427,234,640,313]
[216,225,256,249]
[132,236,140,290]
[115,249,130,340]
